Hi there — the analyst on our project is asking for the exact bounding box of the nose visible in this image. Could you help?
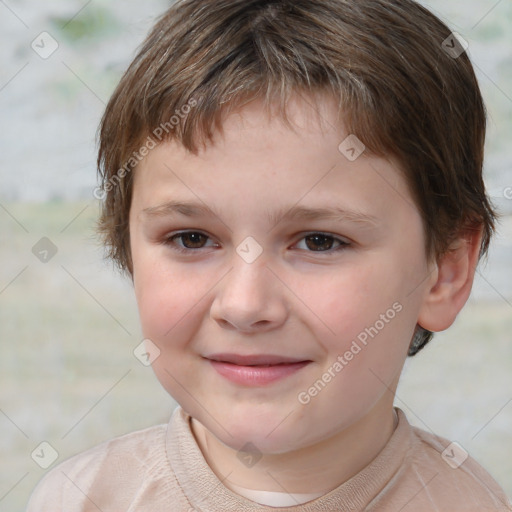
[210,258,289,334]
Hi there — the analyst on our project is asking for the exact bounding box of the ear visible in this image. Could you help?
[417,226,483,333]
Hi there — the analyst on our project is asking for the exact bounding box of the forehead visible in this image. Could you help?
[131,93,418,229]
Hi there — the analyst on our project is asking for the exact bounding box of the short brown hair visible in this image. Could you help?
[97,0,497,355]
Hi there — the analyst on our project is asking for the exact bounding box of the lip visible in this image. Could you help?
[206,353,309,365]
[205,353,311,386]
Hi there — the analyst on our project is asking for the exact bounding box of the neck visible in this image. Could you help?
[191,398,398,495]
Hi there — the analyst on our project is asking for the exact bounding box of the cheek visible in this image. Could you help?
[302,260,415,379]
[133,262,205,398]
[132,250,204,340]
[296,262,403,339]
[139,288,198,342]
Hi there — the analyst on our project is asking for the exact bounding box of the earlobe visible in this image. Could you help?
[417,227,483,333]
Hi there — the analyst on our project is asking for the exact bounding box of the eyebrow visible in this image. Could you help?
[141,200,379,227]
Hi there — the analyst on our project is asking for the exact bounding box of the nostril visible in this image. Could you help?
[253,320,270,327]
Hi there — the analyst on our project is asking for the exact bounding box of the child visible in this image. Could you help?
[27,0,511,510]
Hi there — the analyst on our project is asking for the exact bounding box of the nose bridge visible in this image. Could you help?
[228,255,272,298]
[211,253,288,332]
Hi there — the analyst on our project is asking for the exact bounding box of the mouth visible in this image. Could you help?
[204,353,312,386]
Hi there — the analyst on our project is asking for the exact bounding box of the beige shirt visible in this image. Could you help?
[26,407,511,511]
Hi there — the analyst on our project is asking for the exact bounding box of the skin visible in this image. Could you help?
[128,92,482,496]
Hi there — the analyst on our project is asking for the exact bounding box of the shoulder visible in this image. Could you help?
[405,421,511,511]
[26,423,169,512]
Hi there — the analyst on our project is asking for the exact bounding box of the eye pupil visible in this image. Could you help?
[182,232,206,248]
[305,234,334,251]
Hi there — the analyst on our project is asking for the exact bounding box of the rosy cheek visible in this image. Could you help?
[136,278,169,332]
[140,284,201,343]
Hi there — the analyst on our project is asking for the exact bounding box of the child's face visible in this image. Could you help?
[129,93,435,454]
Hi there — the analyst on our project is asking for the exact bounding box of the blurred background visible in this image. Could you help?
[0,0,511,510]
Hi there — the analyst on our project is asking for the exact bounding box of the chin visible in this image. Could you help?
[210,405,309,453]
[222,425,300,454]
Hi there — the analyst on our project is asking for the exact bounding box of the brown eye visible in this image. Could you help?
[305,234,335,251]
[165,231,214,252]
[178,232,208,249]
[294,233,349,253]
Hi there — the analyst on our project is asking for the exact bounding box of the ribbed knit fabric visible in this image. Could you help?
[26,407,511,511]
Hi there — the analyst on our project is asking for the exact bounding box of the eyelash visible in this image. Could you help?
[163,231,350,255]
